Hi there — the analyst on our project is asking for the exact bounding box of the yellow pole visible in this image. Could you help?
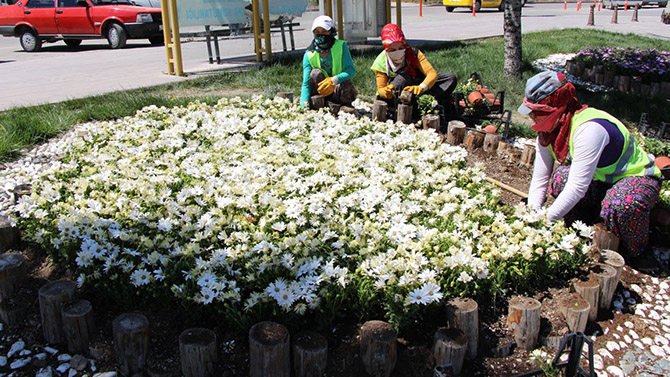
[325,0,332,17]
[336,0,343,38]
[252,0,262,62]
[396,0,401,28]
[168,0,183,75]
[262,0,271,61]
[385,0,391,25]
[159,0,173,75]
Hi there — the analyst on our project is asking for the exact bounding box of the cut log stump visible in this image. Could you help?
[422,114,440,131]
[572,276,600,322]
[360,320,397,377]
[593,223,619,251]
[0,253,27,301]
[483,133,502,153]
[464,130,485,150]
[397,104,412,124]
[592,263,618,312]
[0,299,30,326]
[275,91,294,102]
[292,331,328,377]
[328,101,341,116]
[179,328,217,377]
[39,280,77,344]
[113,313,150,377]
[507,296,541,352]
[399,90,413,105]
[560,293,590,333]
[446,121,466,145]
[62,299,95,355]
[599,249,625,282]
[310,95,326,110]
[0,216,20,253]
[372,100,387,122]
[445,297,478,360]
[339,106,356,115]
[249,321,290,377]
[432,327,467,376]
[520,144,536,167]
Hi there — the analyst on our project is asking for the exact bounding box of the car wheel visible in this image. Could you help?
[446,6,455,12]
[148,36,164,45]
[64,39,82,48]
[19,29,42,52]
[107,23,127,49]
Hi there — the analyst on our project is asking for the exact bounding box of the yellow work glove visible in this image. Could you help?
[317,77,336,97]
[378,84,395,99]
[403,85,424,96]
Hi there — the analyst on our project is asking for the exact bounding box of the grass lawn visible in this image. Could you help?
[1,28,669,162]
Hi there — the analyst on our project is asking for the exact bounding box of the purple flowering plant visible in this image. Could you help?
[574,47,670,82]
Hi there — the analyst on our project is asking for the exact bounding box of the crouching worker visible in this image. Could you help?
[371,23,457,128]
[520,71,664,271]
[300,15,357,109]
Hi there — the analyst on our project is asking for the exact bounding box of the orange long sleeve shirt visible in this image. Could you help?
[375,50,438,91]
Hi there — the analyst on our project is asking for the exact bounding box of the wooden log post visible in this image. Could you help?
[62,299,95,355]
[372,100,387,122]
[310,95,326,110]
[592,223,619,251]
[249,321,290,377]
[432,327,467,377]
[422,114,440,131]
[0,253,27,301]
[599,249,625,282]
[179,328,217,377]
[483,133,502,153]
[397,104,413,124]
[560,293,590,333]
[113,313,150,377]
[11,183,32,204]
[292,331,328,377]
[572,276,600,322]
[446,121,466,145]
[39,280,77,344]
[276,91,294,102]
[0,297,30,326]
[520,144,536,167]
[398,90,413,105]
[507,296,541,352]
[328,102,341,116]
[591,263,618,312]
[464,130,485,150]
[360,320,397,377]
[445,297,478,360]
[0,216,20,253]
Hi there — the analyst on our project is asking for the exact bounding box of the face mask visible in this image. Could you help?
[387,49,405,64]
[313,34,336,53]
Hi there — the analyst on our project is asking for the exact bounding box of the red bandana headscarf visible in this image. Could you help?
[525,81,587,163]
[380,23,419,77]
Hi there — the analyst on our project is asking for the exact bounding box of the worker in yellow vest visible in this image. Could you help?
[299,15,357,109]
[520,71,665,271]
[370,23,457,129]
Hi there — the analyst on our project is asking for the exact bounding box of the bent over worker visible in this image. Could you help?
[299,15,357,108]
[520,71,664,270]
[370,23,457,127]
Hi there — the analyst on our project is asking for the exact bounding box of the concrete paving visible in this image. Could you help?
[0,2,668,111]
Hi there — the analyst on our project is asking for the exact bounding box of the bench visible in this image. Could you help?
[180,21,299,64]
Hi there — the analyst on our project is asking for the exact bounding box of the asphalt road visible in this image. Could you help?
[0,2,668,111]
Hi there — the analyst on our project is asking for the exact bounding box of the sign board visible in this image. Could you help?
[177,0,307,28]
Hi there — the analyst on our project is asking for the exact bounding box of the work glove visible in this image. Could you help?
[403,85,424,96]
[317,77,336,97]
[378,84,395,99]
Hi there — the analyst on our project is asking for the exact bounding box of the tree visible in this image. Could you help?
[503,0,523,79]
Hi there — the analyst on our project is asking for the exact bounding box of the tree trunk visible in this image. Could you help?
[0,253,27,301]
[591,263,618,312]
[503,0,523,79]
[249,321,290,377]
[179,328,217,377]
[560,293,590,333]
[39,280,77,344]
[483,133,502,153]
[360,320,397,377]
[373,100,388,122]
[292,331,328,377]
[464,130,485,150]
[423,114,440,131]
[432,327,467,376]
[445,297,478,360]
[397,104,413,124]
[572,276,600,322]
[507,296,541,352]
[113,313,150,377]
[62,299,96,355]
[446,121,466,145]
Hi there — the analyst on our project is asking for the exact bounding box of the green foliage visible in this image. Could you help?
[417,94,437,115]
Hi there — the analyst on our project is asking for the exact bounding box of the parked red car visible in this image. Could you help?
[0,0,163,52]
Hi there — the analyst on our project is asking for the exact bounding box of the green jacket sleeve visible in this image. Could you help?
[300,53,312,107]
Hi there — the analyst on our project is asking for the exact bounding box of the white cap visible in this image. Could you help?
[312,15,334,32]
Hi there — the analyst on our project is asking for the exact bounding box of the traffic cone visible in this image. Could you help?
[587,4,596,25]
[632,3,639,21]
[564,0,568,10]
[611,4,618,23]
[472,1,476,16]
[597,0,601,11]
[578,0,582,10]
[624,0,628,10]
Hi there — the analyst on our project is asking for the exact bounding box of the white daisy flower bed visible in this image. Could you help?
[0,96,590,327]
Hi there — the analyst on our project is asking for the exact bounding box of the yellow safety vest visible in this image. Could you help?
[306,39,344,78]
